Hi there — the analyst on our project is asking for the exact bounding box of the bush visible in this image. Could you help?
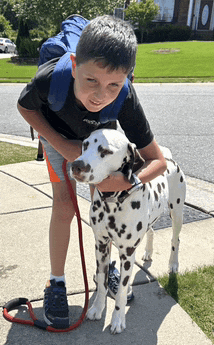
[146,25,192,43]
[18,38,40,58]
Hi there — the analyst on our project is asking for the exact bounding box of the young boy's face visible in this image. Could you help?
[72,57,127,112]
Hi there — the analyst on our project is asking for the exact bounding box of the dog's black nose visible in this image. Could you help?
[71,160,91,175]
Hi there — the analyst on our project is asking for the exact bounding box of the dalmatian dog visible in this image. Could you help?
[70,128,186,334]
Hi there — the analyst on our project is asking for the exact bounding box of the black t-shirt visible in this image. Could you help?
[18,58,154,148]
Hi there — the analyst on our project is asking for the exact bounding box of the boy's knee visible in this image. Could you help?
[52,182,76,221]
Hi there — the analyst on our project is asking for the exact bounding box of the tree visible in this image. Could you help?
[125,0,159,43]
[16,18,29,51]
[12,0,124,33]
[0,14,14,38]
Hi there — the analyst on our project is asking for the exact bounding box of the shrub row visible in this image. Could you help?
[135,24,192,43]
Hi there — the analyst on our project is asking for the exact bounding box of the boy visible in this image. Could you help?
[17,15,166,329]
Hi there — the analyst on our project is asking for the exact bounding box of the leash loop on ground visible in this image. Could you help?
[3,159,89,332]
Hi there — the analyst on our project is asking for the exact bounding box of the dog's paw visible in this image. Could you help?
[168,263,179,274]
[86,305,103,320]
[110,310,126,334]
[142,250,152,261]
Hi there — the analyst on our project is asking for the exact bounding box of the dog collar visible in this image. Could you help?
[98,174,142,203]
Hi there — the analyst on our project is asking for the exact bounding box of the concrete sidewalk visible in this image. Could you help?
[0,135,214,345]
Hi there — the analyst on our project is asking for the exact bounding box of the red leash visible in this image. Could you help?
[3,159,89,332]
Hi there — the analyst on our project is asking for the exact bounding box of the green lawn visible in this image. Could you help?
[0,41,214,83]
[135,41,214,82]
[159,266,214,343]
[0,142,38,165]
[0,58,37,83]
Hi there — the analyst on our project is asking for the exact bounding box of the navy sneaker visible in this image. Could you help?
[108,261,134,303]
[93,261,134,303]
[43,279,69,329]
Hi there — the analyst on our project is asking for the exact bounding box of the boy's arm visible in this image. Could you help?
[17,103,82,162]
[96,139,167,192]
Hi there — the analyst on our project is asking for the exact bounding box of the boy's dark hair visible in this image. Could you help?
[76,15,137,75]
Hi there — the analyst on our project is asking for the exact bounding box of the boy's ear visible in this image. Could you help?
[70,54,76,78]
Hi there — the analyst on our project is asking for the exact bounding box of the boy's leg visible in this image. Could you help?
[40,136,76,328]
[50,180,76,276]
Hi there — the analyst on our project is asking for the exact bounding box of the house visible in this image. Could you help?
[136,0,214,37]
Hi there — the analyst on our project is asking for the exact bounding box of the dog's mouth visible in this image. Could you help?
[72,174,86,182]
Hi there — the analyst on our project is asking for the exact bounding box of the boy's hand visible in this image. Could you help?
[60,138,82,162]
[95,171,132,192]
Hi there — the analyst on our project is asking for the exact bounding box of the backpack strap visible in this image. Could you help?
[99,78,129,124]
[48,52,72,112]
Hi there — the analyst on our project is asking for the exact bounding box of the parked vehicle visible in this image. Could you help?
[0,38,17,53]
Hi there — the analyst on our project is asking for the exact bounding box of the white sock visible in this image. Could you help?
[50,273,66,285]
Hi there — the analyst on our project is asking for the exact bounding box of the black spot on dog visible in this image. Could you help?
[172,246,175,251]
[177,165,180,173]
[108,216,116,229]
[177,198,180,204]
[115,306,120,311]
[119,245,123,249]
[104,265,108,289]
[131,201,140,209]
[92,205,98,212]
[137,221,142,231]
[167,169,170,174]
[108,231,113,239]
[98,212,104,222]
[94,200,101,208]
[94,138,97,142]
[103,236,109,242]
[148,192,150,200]
[142,184,146,191]
[123,276,129,286]
[126,233,132,240]
[124,261,131,271]
[91,217,96,225]
[102,253,108,262]
[83,141,89,151]
[154,191,159,201]
[134,238,140,247]
[161,182,165,189]
[104,202,110,213]
[126,247,135,256]
[149,182,152,188]
[99,243,107,253]
[98,145,113,158]
[157,183,161,193]
[85,164,91,173]
[170,203,173,209]
[120,254,127,261]
[180,176,184,183]
[89,174,94,181]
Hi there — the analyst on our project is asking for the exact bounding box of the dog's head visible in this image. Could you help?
[70,129,142,184]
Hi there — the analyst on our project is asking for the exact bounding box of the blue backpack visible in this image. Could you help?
[38,15,129,124]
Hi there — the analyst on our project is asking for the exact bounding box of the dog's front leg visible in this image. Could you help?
[87,239,110,320]
[110,252,135,334]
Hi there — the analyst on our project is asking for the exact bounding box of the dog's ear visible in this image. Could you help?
[121,142,136,182]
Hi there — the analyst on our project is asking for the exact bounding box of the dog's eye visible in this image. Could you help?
[83,141,89,151]
[98,145,113,158]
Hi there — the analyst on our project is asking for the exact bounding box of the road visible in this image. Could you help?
[0,82,213,183]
